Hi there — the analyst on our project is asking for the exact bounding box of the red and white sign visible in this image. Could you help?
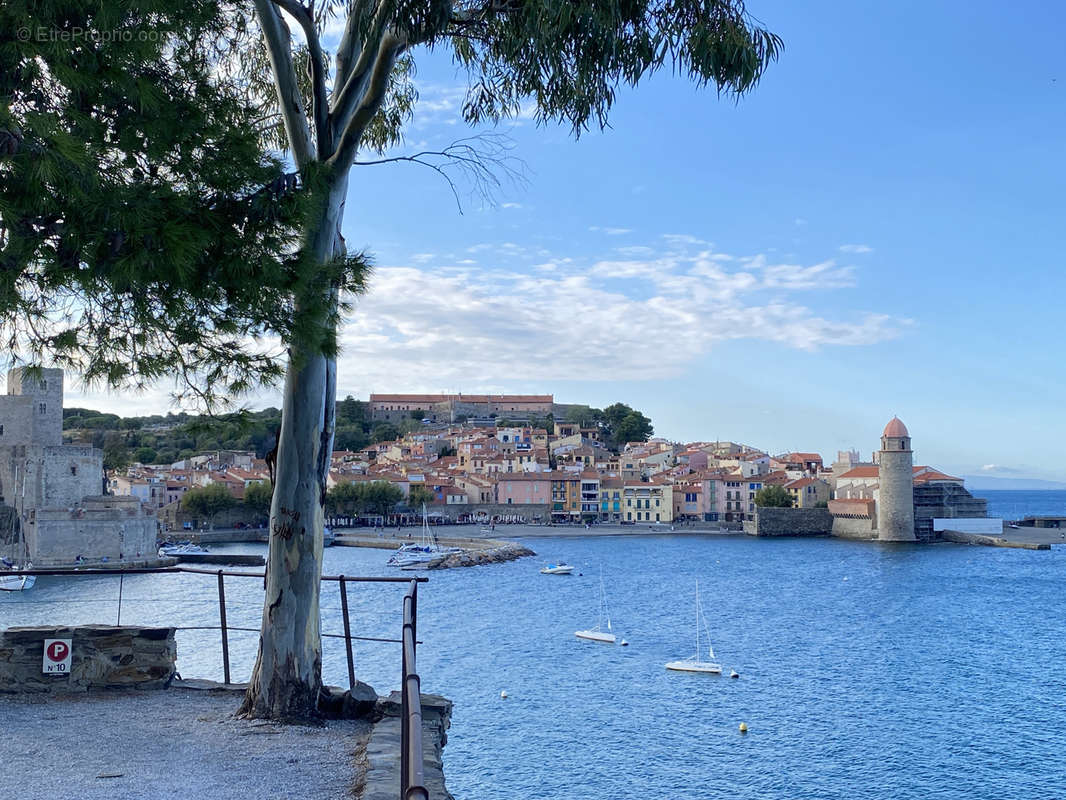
[43,638,72,674]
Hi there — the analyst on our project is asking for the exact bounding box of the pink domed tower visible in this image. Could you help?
[877,417,915,541]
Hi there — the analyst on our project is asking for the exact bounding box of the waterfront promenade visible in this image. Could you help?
[0,682,452,800]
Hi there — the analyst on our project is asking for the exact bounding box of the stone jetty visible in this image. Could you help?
[420,541,535,569]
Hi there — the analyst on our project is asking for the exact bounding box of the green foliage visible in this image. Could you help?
[407,485,435,508]
[370,422,399,444]
[814,500,828,509]
[243,480,274,514]
[61,399,375,465]
[326,480,403,516]
[134,447,158,464]
[409,409,425,420]
[102,433,129,470]
[0,1,368,406]
[447,0,782,134]
[182,482,238,520]
[754,485,793,508]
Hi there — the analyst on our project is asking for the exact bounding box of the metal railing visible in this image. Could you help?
[8,565,430,798]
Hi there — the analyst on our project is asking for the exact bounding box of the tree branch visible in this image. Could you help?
[328,33,402,172]
[269,0,331,155]
[329,0,394,132]
[253,0,315,167]
[352,134,526,214]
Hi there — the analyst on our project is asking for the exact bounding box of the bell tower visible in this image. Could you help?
[877,417,915,542]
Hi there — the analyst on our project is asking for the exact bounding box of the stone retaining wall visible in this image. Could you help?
[744,507,833,537]
[0,625,176,693]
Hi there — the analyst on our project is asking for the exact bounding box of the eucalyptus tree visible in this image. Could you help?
[234,0,781,721]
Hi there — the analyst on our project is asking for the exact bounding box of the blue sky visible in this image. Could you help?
[71,0,1066,480]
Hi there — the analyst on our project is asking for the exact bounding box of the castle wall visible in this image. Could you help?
[30,498,158,565]
[832,515,877,539]
[743,507,832,536]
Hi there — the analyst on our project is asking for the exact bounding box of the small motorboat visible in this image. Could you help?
[540,563,574,575]
[158,542,209,558]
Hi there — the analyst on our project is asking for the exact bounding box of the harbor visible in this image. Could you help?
[4,524,1065,800]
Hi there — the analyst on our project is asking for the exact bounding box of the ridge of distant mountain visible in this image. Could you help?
[963,476,1066,491]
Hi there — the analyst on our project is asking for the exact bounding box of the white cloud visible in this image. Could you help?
[334,239,905,389]
[839,244,874,254]
[500,202,523,209]
[589,226,632,235]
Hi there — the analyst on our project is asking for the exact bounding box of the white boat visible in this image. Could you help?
[388,504,458,567]
[0,573,35,592]
[158,542,210,558]
[665,579,722,674]
[540,562,574,575]
[575,576,617,643]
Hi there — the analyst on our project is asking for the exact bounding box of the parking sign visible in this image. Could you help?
[43,639,72,674]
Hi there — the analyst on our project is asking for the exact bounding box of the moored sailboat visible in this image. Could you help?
[665,579,722,674]
[576,576,617,643]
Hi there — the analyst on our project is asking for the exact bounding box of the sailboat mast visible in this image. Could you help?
[695,579,700,658]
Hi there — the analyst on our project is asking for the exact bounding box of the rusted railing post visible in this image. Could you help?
[401,579,427,799]
[339,575,355,690]
[217,570,231,685]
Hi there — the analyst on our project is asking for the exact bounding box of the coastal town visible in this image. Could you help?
[100,391,995,541]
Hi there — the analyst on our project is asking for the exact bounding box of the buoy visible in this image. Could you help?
[730,670,739,679]
[500,690,508,699]
[738,722,748,733]
[620,639,629,647]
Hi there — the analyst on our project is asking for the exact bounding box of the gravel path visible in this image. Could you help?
[1,688,371,799]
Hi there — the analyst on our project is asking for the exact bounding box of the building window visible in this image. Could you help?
[0,424,3,436]
[38,403,46,415]
[70,465,77,476]
[41,380,48,391]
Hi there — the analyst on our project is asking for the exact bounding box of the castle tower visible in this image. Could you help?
[6,367,64,447]
[877,416,915,542]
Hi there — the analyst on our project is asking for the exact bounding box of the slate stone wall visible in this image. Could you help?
[0,625,176,692]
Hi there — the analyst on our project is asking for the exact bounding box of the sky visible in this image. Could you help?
[66,0,1066,482]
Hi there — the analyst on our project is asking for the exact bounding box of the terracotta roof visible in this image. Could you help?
[883,417,909,438]
[369,393,552,403]
[839,466,881,479]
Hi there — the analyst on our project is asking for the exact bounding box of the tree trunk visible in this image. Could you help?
[239,174,347,720]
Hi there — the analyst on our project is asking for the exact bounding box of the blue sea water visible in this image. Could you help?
[974,489,1066,521]
[3,490,1066,799]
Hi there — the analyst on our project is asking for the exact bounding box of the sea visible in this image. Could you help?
[3,489,1066,799]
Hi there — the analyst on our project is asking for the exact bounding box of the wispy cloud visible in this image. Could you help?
[589,226,633,235]
[839,244,874,254]
[336,238,906,390]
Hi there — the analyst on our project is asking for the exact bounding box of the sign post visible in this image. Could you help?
[42,638,72,674]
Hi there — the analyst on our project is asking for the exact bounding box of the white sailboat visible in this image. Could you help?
[0,512,35,592]
[575,576,617,643]
[0,573,35,592]
[665,580,722,674]
[388,503,458,567]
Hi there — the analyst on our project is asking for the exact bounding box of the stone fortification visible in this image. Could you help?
[0,369,157,565]
[0,625,176,692]
[743,507,833,536]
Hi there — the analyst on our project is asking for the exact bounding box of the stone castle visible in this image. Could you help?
[0,368,157,566]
